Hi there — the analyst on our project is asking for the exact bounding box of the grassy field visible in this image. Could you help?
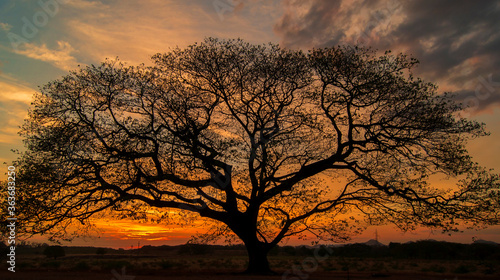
[2,247,500,280]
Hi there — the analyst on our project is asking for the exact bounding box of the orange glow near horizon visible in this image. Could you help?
[27,221,500,250]
[12,168,500,249]
[94,220,176,241]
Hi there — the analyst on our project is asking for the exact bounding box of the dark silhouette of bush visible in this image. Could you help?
[43,245,65,259]
[158,259,175,269]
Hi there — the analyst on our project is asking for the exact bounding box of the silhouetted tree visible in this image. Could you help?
[7,38,500,274]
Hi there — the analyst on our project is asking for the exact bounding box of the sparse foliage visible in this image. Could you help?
[4,38,499,274]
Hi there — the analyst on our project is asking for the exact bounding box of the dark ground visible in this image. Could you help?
[1,270,500,280]
[2,243,499,280]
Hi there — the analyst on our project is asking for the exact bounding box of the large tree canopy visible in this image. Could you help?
[5,38,499,274]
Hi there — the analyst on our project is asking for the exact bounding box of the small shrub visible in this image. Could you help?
[158,259,175,269]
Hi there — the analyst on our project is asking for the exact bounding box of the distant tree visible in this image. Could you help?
[7,38,500,274]
[43,245,65,259]
[96,247,107,255]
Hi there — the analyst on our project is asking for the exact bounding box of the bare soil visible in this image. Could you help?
[2,251,499,280]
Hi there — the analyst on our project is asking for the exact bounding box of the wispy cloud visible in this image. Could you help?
[0,75,35,104]
[53,0,281,65]
[0,76,34,163]
[93,219,192,242]
[0,22,12,32]
[14,41,79,71]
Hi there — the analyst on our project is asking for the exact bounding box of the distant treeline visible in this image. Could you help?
[287,241,500,261]
[170,241,500,260]
[2,240,499,260]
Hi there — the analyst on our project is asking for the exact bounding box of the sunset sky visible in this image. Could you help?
[1,0,500,248]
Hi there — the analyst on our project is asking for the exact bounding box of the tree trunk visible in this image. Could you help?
[244,240,274,274]
[229,212,275,274]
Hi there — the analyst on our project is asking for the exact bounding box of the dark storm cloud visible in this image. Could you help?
[274,0,398,49]
[391,1,500,79]
[274,0,500,114]
[452,75,500,114]
[274,0,343,47]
